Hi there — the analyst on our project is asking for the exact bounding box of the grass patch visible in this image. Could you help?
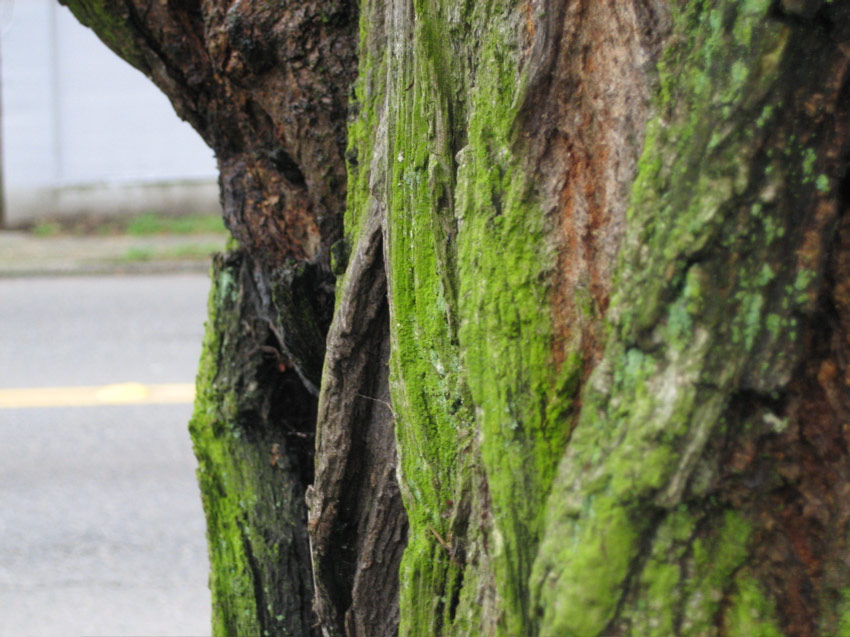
[24,211,227,237]
[125,212,226,236]
[120,242,224,263]
[31,222,62,237]
[169,243,226,259]
[122,247,156,262]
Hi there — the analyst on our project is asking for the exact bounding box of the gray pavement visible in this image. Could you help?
[0,405,210,637]
[0,274,210,388]
[0,272,213,636]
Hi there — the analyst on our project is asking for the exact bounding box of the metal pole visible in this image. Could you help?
[0,34,6,228]
[47,0,61,186]
[0,0,14,229]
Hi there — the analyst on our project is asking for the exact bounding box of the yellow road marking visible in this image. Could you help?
[0,382,196,409]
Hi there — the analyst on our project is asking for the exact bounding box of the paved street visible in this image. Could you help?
[0,274,212,636]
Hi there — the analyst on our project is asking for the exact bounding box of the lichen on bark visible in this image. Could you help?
[531,1,850,635]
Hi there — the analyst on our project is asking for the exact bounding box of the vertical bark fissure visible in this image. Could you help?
[239,521,271,632]
[602,508,668,635]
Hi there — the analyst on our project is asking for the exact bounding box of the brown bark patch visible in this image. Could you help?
[519,0,669,370]
[749,314,850,636]
[220,154,320,263]
[759,34,850,637]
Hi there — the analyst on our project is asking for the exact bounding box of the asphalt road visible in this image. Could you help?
[0,274,212,636]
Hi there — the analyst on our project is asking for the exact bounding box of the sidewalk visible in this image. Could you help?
[0,230,226,276]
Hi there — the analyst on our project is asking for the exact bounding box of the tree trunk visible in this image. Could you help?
[62,0,850,635]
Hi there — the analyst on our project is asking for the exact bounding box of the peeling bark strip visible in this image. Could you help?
[309,212,408,637]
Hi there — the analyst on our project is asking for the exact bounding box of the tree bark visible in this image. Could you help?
[63,0,850,635]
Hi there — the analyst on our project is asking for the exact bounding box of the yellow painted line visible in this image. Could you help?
[0,382,196,409]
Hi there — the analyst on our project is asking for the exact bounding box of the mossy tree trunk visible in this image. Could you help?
[63,0,850,635]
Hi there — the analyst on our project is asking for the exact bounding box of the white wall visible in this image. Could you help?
[0,0,219,225]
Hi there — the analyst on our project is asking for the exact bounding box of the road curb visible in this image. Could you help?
[0,231,223,277]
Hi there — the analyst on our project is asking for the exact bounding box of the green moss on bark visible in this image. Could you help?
[190,254,315,637]
[616,508,755,635]
[724,573,783,636]
[343,0,583,633]
[190,262,259,636]
[345,0,849,633]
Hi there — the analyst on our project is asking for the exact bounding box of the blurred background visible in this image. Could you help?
[0,0,218,227]
[0,1,218,634]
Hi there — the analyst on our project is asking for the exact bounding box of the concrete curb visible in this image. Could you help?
[0,231,225,277]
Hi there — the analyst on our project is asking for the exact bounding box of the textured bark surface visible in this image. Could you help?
[531,2,850,634]
[67,0,850,635]
[345,0,850,635]
[522,0,669,369]
[59,0,356,266]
